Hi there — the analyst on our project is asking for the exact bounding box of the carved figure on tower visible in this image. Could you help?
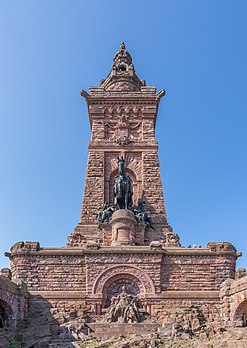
[132,199,154,229]
[113,156,133,209]
[97,202,116,224]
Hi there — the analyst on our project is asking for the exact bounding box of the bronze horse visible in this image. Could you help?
[113,156,133,209]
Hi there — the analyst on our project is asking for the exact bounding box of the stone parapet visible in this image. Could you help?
[6,242,237,296]
[7,244,238,257]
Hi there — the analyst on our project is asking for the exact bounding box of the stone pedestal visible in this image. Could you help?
[110,209,137,246]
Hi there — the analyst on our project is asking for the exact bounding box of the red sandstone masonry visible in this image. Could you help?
[11,255,87,291]
[9,247,236,294]
[74,46,169,242]
[161,254,236,291]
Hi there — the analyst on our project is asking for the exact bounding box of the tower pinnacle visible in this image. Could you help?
[120,41,125,50]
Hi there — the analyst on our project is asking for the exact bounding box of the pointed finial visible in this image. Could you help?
[120,41,125,50]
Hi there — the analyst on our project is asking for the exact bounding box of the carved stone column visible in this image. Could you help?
[110,209,137,246]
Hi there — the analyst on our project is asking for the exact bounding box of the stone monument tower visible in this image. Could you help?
[69,42,172,248]
[1,44,247,343]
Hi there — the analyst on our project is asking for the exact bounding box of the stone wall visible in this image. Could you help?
[161,253,236,291]
[80,151,105,225]
[10,254,86,292]
[8,245,236,299]
[151,299,222,330]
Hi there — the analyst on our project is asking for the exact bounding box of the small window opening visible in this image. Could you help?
[119,64,126,72]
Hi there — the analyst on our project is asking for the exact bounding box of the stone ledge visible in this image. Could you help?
[29,290,219,300]
[29,290,88,299]
[8,246,237,257]
[145,291,220,300]
[87,322,159,338]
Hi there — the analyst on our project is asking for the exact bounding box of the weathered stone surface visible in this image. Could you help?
[0,275,28,330]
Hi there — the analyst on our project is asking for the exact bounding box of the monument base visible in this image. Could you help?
[110,209,138,246]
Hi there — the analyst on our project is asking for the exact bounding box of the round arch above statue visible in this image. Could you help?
[92,265,155,296]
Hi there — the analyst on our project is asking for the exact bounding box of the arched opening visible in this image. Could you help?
[102,273,144,309]
[0,300,14,330]
[0,305,6,328]
[233,300,247,327]
[118,64,127,72]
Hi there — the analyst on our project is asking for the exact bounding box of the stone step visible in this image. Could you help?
[87,322,159,338]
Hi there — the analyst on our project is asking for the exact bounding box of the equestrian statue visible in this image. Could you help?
[113,156,133,210]
[97,156,153,229]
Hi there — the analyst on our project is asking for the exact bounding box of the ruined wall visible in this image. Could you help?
[0,270,28,329]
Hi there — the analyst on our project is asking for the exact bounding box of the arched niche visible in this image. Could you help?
[0,299,14,329]
[105,168,139,206]
[102,273,144,308]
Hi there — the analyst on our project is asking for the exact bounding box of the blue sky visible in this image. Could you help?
[0,0,246,269]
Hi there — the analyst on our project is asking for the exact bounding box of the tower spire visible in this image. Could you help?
[99,42,142,92]
[120,41,125,50]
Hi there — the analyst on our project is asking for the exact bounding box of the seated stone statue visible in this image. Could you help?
[103,286,141,323]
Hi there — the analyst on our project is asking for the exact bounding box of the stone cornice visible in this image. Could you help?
[7,246,238,258]
[88,142,159,150]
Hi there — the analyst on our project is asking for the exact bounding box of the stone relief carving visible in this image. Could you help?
[103,286,141,323]
[67,232,87,248]
[104,106,142,145]
[106,152,142,180]
[106,81,139,92]
[92,265,155,295]
[162,230,181,248]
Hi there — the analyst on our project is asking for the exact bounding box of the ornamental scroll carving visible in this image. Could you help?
[92,265,155,295]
